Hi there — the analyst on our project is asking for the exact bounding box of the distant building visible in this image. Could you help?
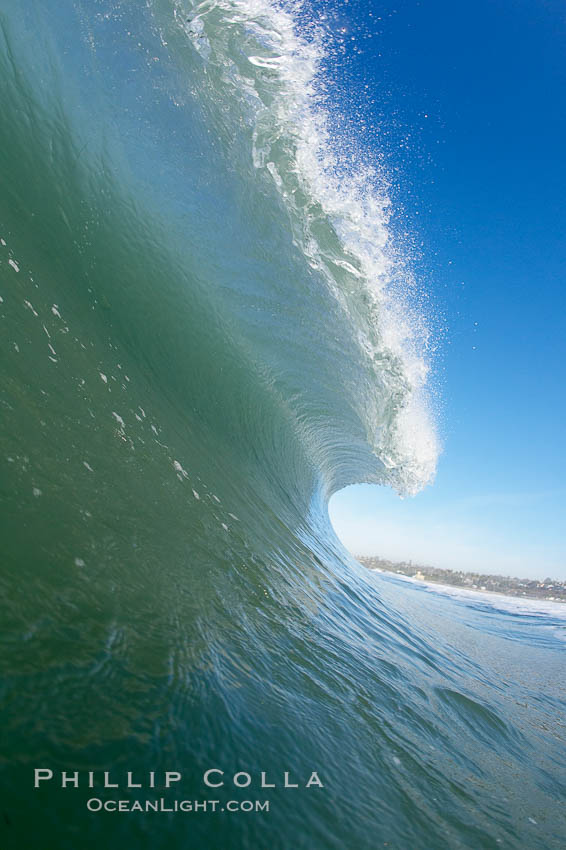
[356,555,566,603]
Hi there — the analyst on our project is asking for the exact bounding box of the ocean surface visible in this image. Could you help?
[1,1,565,848]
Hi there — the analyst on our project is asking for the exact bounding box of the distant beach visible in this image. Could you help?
[358,556,566,603]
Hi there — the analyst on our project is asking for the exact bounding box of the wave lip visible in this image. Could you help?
[174,0,440,495]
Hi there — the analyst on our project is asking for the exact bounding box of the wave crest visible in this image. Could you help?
[171,0,439,494]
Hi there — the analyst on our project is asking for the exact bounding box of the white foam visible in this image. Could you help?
[173,459,189,479]
[112,411,126,429]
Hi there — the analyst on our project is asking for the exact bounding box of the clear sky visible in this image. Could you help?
[324,0,566,580]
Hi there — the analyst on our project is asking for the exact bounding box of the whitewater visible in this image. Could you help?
[0,1,564,848]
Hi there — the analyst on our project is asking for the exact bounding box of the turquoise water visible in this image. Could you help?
[1,1,565,848]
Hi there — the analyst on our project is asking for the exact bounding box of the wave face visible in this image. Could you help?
[0,2,565,849]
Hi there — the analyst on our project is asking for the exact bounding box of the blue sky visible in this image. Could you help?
[324,0,566,580]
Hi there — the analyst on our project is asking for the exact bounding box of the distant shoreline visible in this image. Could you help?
[357,557,566,604]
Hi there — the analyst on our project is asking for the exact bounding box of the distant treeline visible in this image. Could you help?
[358,557,566,603]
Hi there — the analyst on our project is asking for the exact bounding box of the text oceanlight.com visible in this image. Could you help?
[86,798,270,813]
